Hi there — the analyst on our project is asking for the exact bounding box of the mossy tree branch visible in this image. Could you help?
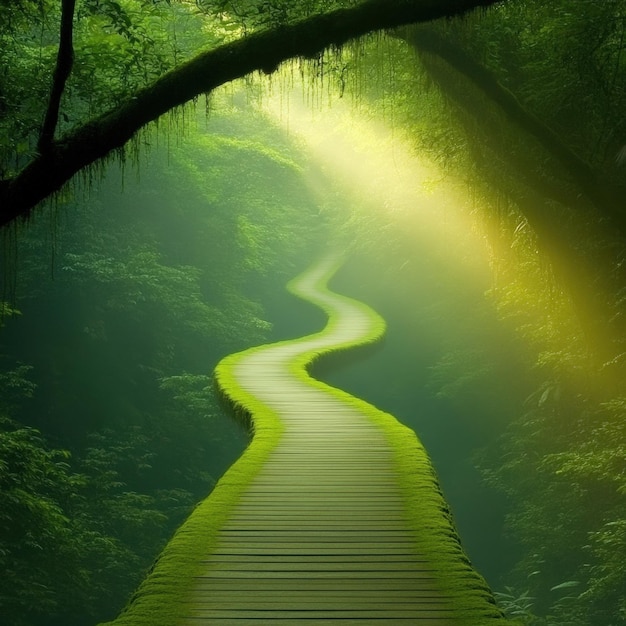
[0,0,504,228]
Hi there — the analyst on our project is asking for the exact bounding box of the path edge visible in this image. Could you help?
[287,259,512,625]
[96,259,343,626]
[99,255,511,625]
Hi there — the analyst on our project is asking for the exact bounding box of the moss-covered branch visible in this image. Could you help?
[0,0,504,228]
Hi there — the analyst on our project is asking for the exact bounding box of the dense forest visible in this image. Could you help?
[2,1,626,625]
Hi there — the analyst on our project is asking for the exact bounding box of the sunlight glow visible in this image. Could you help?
[260,75,492,283]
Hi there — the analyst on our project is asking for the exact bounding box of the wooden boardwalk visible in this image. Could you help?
[104,255,509,625]
[183,256,508,624]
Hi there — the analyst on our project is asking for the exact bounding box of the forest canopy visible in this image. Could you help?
[0,0,505,225]
[3,1,626,625]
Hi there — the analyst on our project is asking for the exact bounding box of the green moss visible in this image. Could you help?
[286,257,511,623]
[98,344,286,625]
[101,254,510,625]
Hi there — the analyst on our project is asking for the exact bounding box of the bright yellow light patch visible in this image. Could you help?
[260,73,492,285]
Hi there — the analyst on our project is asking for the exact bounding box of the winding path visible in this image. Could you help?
[104,256,510,625]
[188,255,507,624]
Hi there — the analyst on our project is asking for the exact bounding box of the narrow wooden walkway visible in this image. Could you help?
[104,255,509,626]
[183,256,508,624]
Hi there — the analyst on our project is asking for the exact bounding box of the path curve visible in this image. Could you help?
[103,255,509,625]
[191,255,507,624]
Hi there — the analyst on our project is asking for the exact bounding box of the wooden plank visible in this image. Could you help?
[238,489,404,496]
[204,554,431,563]
[243,482,404,489]
[202,561,435,572]
[214,541,419,548]
[222,520,411,527]
[217,529,415,537]
[237,491,403,498]
[197,570,438,579]
[212,544,421,552]
[233,499,405,505]
[193,578,444,591]
[191,599,451,609]
[181,617,454,626]
[254,467,398,472]
[181,616,456,626]
[224,513,409,520]
[217,529,416,536]
[225,511,407,517]
[246,482,401,488]
[228,506,407,513]
[190,591,450,601]
[234,499,405,506]
[190,601,453,609]
[230,503,407,509]
[184,609,461,619]
[221,522,410,530]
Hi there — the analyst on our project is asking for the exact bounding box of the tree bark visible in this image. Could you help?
[38,0,76,152]
[0,0,504,228]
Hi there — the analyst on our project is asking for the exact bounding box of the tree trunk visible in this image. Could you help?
[38,0,76,152]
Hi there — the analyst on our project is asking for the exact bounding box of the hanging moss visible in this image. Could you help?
[2,0,506,226]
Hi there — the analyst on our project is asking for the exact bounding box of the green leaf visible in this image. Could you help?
[550,580,580,591]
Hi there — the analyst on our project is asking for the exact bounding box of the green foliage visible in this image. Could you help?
[0,0,368,178]
[495,581,586,626]
[199,0,359,31]
[0,95,326,624]
[437,0,626,176]
[0,417,82,624]
[0,303,20,328]
[0,365,36,413]
[494,587,537,624]
[0,415,203,625]
[0,0,218,173]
